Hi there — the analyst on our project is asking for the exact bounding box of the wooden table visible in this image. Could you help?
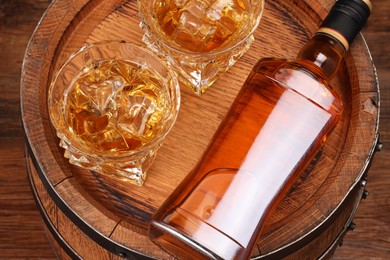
[0,0,388,258]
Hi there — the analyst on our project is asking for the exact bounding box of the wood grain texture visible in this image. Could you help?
[333,1,390,258]
[0,0,389,259]
[21,0,378,258]
[0,0,58,258]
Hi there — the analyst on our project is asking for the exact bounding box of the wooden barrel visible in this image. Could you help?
[21,0,380,259]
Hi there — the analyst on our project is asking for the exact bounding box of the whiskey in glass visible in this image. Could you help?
[48,42,180,186]
[138,0,264,95]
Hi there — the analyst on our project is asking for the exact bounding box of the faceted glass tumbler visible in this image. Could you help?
[138,0,264,95]
[48,41,180,186]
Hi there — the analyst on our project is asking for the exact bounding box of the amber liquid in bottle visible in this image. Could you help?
[149,1,371,258]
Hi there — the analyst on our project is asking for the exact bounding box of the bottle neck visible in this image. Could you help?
[296,33,346,80]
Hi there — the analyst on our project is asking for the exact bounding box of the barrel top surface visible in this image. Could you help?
[20,0,379,258]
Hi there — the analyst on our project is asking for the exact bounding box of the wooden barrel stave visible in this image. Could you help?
[258,174,370,259]
[21,0,379,259]
[28,153,154,259]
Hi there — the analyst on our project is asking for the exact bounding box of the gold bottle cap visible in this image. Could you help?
[362,0,373,12]
[316,27,350,51]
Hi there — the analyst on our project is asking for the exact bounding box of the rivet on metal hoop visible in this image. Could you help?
[375,138,383,152]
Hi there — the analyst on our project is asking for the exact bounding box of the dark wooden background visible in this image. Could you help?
[0,0,388,259]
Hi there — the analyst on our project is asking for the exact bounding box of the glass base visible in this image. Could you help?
[60,138,159,186]
[140,21,254,95]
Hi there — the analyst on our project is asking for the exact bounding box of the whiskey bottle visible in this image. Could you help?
[149,0,372,259]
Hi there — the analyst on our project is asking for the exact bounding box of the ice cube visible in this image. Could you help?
[184,0,208,19]
[72,108,109,135]
[77,76,124,112]
[174,0,190,8]
[177,11,204,35]
[223,1,246,23]
[117,94,157,136]
[110,60,137,85]
[95,126,130,151]
[207,0,233,21]
[208,0,247,39]
[175,11,217,50]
